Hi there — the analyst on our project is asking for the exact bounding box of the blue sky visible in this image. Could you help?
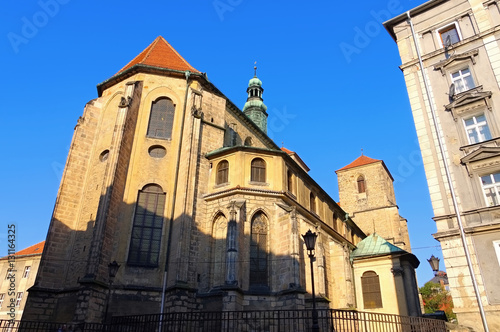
[1,0,443,284]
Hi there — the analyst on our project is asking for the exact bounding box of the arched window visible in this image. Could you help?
[287,170,294,193]
[361,271,383,309]
[147,97,175,139]
[216,160,229,185]
[250,212,268,288]
[357,175,366,193]
[128,184,165,267]
[251,158,266,183]
[310,192,316,214]
[212,214,227,287]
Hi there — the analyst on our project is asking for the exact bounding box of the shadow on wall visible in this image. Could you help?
[22,190,325,323]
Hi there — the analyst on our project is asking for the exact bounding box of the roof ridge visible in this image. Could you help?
[115,38,156,75]
[336,155,381,172]
[114,36,200,76]
[141,36,162,66]
[159,36,198,73]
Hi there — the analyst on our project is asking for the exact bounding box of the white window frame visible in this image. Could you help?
[451,67,475,93]
[15,292,23,307]
[494,240,500,266]
[480,172,500,206]
[23,266,31,278]
[436,22,463,48]
[463,113,492,144]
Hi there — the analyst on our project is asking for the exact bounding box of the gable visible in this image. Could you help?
[445,88,492,121]
[461,146,500,164]
[434,49,479,76]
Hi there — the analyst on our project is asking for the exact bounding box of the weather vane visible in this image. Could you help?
[254,61,257,77]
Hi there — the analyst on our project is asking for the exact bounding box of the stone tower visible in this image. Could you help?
[336,155,410,251]
[242,67,267,133]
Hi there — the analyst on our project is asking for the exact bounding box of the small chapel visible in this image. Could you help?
[22,36,421,324]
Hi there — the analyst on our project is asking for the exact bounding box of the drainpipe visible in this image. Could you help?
[406,11,489,331]
[160,70,191,328]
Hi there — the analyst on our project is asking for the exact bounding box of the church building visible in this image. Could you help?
[22,36,420,324]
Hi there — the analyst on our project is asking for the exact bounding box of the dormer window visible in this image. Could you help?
[437,23,461,48]
[452,67,475,93]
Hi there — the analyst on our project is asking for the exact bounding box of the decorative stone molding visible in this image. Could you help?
[391,267,404,276]
[434,49,479,76]
[461,146,500,176]
[444,87,492,121]
[118,96,132,108]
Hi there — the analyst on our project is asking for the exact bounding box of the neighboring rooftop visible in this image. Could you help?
[429,271,449,286]
[116,36,200,75]
[281,147,310,172]
[351,233,406,260]
[336,155,380,172]
[336,155,394,181]
[1,241,45,259]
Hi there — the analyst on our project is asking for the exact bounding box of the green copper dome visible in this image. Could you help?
[243,99,267,112]
[248,76,262,87]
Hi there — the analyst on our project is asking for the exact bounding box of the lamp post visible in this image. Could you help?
[302,229,320,332]
[427,255,440,276]
[104,261,120,324]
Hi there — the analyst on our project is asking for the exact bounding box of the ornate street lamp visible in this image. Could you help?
[302,229,320,332]
[427,255,440,276]
[104,261,120,324]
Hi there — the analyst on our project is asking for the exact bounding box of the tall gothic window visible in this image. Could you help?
[361,271,383,309]
[251,158,266,183]
[357,175,366,193]
[212,214,227,287]
[216,160,229,185]
[147,97,175,139]
[250,212,268,288]
[128,184,165,267]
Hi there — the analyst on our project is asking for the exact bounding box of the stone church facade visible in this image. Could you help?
[22,36,420,324]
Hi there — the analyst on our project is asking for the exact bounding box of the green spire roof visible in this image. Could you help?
[248,76,262,87]
[243,65,268,133]
[351,233,407,260]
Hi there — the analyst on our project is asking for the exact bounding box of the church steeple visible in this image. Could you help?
[243,65,268,133]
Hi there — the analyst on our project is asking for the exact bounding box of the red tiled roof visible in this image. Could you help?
[281,147,293,154]
[12,241,45,257]
[336,155,381,172]
[116,36,200,75]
